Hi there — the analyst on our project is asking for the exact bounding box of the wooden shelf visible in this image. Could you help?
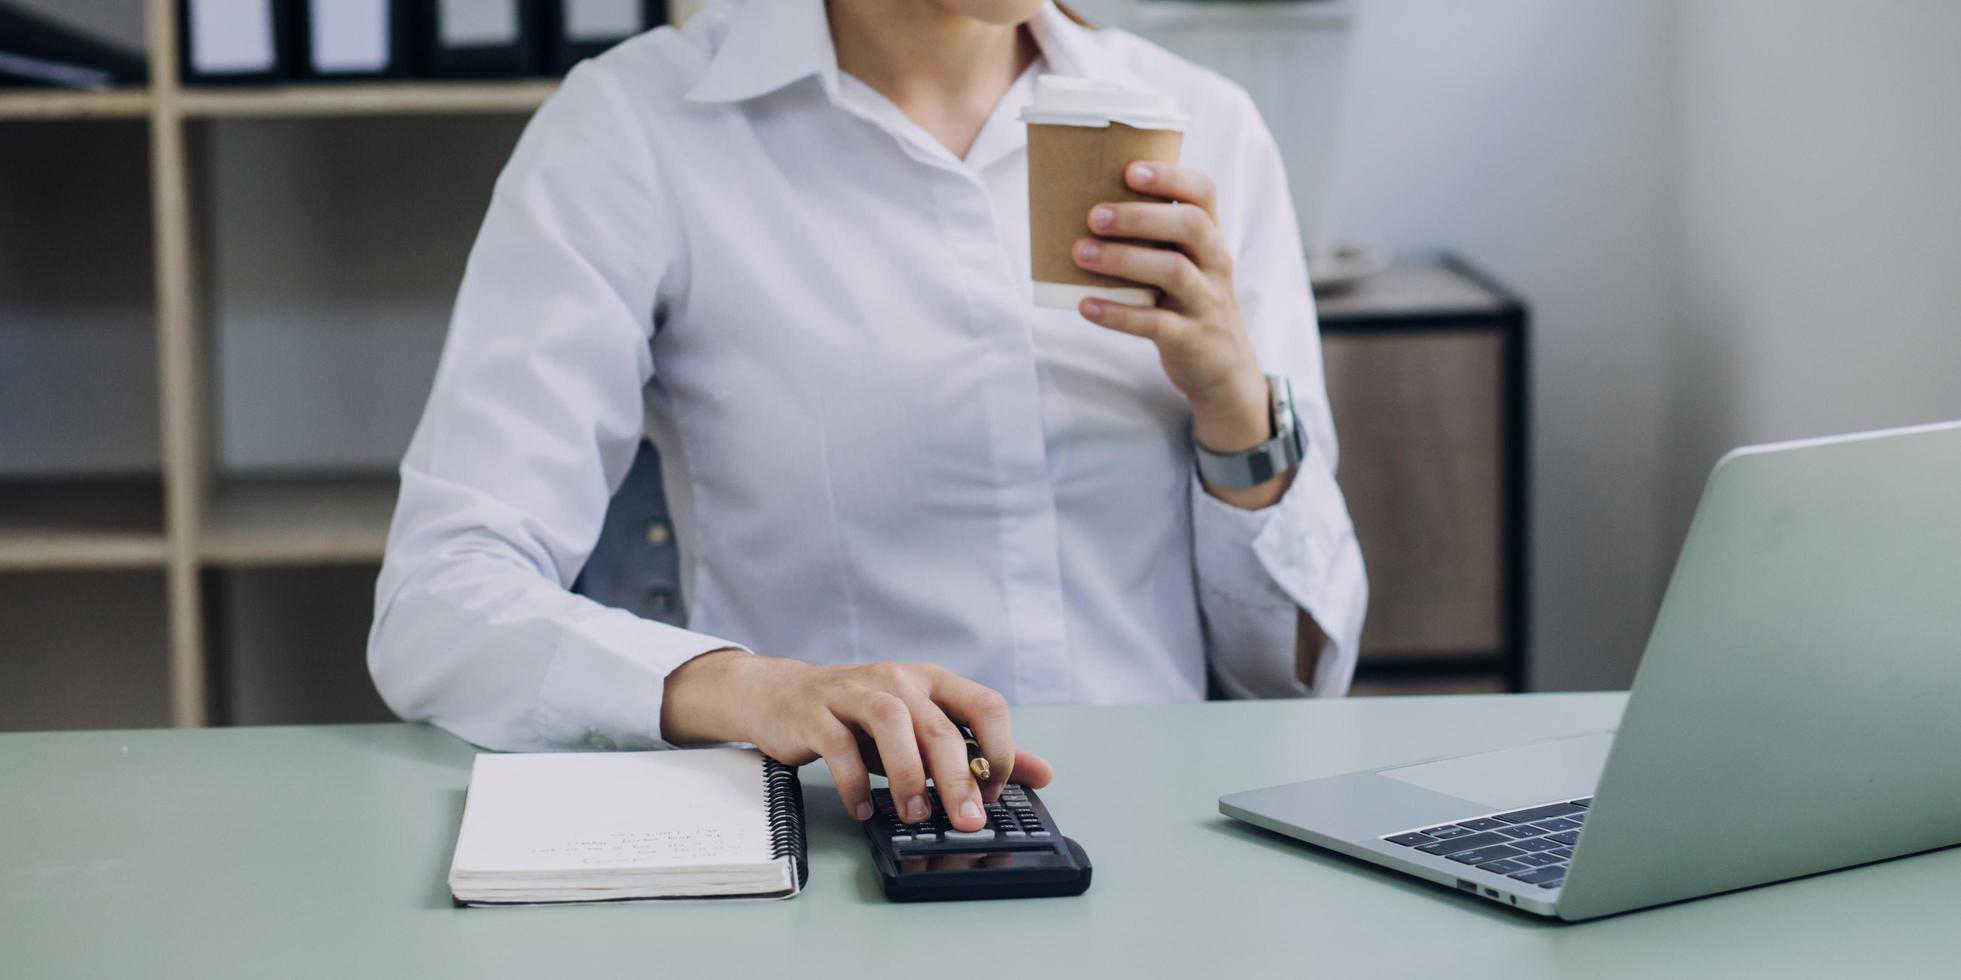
[0,88,152,121]
[0,478,168,570]
[200,474,397,566]
[177,80,558,118]
[0,0,630,728]
[0,81,559,122]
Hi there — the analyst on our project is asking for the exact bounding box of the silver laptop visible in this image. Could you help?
[1220,420,1961,920]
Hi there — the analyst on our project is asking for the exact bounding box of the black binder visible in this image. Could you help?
[295,0,415,80]
[0,2,147,88]
[414,0,543,79]
[178,0,297,84]
[543,0,662,74]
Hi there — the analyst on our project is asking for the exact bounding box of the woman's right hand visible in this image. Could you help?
[660,650,1053,832]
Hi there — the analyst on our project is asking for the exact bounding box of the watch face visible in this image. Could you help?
[1269,374,1297,439]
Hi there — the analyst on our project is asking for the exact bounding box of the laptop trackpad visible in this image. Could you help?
[1378,731,1614,810]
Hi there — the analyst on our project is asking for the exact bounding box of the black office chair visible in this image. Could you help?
[571,439,687,626]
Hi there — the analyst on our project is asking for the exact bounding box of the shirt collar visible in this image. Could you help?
[685,0,1104,106]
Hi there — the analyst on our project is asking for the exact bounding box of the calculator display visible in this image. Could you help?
[897,850,1073,874]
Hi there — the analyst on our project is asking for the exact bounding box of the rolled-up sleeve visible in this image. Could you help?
[367,63,740,753]
[1194,85,1368,698]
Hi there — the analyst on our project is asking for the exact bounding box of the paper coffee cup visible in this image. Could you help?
[1020,75,1189,310]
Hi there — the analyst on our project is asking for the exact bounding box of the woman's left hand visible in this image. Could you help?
[1074,162,1282,505]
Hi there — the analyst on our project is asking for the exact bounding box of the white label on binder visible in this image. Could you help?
[439,0,520,47]
[566,0,646,43]
[311,0,390,73]
[189,0,276,74]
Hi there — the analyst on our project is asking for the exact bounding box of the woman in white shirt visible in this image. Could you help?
[369,0,1367,834]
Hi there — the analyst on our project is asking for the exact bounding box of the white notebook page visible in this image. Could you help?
[451,748,773,874]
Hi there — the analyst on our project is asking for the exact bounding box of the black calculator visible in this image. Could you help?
[865,784,1092,902]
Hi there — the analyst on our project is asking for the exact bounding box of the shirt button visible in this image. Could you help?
[645,520,672,546]
[646,589,676,616]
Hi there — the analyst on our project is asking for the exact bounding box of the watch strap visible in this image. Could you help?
[1194,375,1304,490]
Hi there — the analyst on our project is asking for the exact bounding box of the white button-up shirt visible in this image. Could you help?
[369,0,1368,752]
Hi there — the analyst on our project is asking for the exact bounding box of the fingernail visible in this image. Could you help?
[1131,164,1154,183]
[1076,239,1101,262]
[1090,205,1115,231]
[959,800,983,823]
[854,801,873,821]
[1081,298,1103,317]
[906,795,930,822]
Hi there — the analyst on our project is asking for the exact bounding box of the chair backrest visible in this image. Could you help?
[571,438,686,626]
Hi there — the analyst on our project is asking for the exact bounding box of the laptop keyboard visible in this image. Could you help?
[1382,797,1591,890]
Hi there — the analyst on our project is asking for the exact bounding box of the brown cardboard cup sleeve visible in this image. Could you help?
[1020,75,1189,310]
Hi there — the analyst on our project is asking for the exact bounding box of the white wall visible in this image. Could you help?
[1667,0,1961,541]
[1321,1,1684,690]
[1316,0,1961,691]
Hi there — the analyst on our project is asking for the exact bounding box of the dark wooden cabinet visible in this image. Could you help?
[1315,257,1529,694]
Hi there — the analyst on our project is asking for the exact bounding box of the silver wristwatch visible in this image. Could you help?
[1194,374,1303,489]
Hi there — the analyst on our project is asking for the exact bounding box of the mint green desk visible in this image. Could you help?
[5,695,1958,978]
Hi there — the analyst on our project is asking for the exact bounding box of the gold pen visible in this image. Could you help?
[959,724,991,781]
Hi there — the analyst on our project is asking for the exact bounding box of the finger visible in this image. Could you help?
[1088,201,1229,272]
[841,689,931,824]
[1074,238,1208,306]
[809,712,875,821]
[1079,296,1189,343]
[905,694,987,831]
[1126,161,1217,217]
[927,671,1016,802]
[1008,748,1055,789]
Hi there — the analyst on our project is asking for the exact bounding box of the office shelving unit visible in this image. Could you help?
[0,0,591,728]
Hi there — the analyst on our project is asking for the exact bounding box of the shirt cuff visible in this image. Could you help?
[1192,439,1367,695]
[532,604,749,750]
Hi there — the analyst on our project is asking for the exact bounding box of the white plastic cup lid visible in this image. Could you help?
[1018,74,1188,131]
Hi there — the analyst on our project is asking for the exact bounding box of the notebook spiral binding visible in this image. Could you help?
[763,756,810,889]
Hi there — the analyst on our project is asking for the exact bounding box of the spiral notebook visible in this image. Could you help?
[449,747,808,905]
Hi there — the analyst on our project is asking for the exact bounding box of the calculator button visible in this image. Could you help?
[889,832,912,843]
[913,831,938,842]
[1003,829,1027,839]
[943,829,997,842]
[1029,829,1052,838]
